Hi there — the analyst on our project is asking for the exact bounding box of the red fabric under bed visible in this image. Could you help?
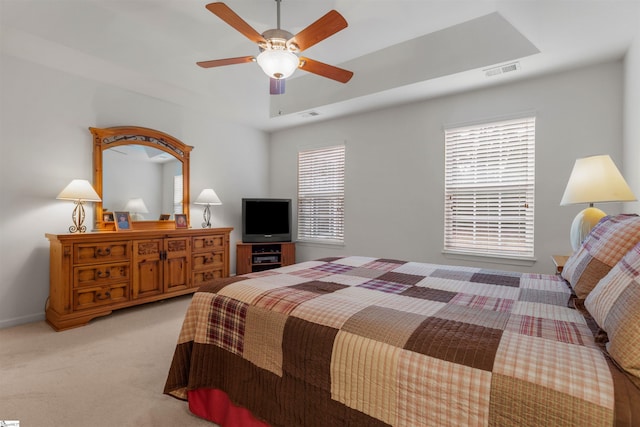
[188,389,270,427]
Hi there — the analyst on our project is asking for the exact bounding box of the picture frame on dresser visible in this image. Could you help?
[114,211,131,231]
[102,212,114,222]
[175,214,188,229]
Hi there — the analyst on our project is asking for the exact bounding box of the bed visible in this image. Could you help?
[165,213,640,426]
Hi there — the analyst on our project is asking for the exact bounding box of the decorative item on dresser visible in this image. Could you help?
[56,179,102,233]
[194,188,223,228]
[45,227,232,331]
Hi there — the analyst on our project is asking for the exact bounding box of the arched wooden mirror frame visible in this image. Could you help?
[91,126,193,231]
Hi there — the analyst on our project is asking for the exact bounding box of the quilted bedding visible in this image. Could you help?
[164,256,640,426]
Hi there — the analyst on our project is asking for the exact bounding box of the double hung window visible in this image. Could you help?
[444,117,535,259]
[297,145,345,243]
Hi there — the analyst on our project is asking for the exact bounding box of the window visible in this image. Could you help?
[444,116,535,259]
[298,145,345,243]
[173,174,183,214]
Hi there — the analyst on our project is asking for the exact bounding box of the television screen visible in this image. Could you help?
[242,198,292,243]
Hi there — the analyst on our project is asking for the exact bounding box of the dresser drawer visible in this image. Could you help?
[192,235,225,253]
[192,267,225,287]
[74,241,129,265]
[192,250,224,271]
[73,262,130,288]
[73,283,129,311]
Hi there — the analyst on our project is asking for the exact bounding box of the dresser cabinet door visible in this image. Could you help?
[164,237,190,292]
[132,239,163,299]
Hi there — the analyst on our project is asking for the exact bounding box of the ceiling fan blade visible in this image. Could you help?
[205,2,266,44]
[197,56,255,68]
[287,10,347,52]
[298,57,353,83]
[270,78,286,95]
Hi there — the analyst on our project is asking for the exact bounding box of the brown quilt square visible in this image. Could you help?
[376,271,425,286]
[405,317,502,371]
[401,286,457,302]
[282,316,339,392]
[292,280,349,294]
[471,271,521,287]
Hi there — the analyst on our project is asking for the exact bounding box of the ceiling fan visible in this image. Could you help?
[197,1,354,95]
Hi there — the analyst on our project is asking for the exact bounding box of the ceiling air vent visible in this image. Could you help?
[484,62,521,77]
[300,111,321,118]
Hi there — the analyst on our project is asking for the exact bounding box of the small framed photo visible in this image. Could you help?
[159,214,171,221]
[103,212,114,222]
[114,211,132,231]
[175,214,188,229]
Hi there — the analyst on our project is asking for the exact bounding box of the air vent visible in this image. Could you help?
[300,111,320,118]
[484,62,521,77]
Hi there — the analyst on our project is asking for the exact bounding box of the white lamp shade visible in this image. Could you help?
[124,198,149,213]
[256,50,299,79]
[56,179,101,202]
[560,155,636,205]
[194,189,222,205]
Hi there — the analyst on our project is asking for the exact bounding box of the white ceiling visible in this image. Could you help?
[1,0,639,132]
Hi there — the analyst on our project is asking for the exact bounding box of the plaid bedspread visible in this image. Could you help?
[165,256,637,426]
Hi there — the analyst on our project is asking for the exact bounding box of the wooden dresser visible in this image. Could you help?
[46,227,232,331]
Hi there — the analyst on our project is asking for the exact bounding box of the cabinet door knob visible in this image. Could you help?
[96,291,111,300]
[97,247,112,256]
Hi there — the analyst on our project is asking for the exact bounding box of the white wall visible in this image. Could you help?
[269,61,626,273]
[0,54,269,328]
[623,10,640,213]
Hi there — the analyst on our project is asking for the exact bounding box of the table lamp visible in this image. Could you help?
[194,188,222,228]
[56,179,101,233]
[560,154,636,250]
[124,198,149,221]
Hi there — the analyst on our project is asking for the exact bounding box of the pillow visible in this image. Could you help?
[561,214,640,299]
[584,242,640,386]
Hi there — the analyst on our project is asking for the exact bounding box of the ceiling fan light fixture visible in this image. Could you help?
[257,49,299,79]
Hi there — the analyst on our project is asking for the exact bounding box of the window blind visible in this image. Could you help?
[444,117,535,258]
[173,174,183,215]
[298,145,345,243]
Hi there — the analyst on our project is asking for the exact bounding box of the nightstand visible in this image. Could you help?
[552,255,570,275]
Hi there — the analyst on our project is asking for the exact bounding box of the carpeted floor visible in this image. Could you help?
[0,295,217,427]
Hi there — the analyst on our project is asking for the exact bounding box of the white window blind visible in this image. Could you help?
[298,145,345,243]
[444,117,535,258]
[173,175,183,215]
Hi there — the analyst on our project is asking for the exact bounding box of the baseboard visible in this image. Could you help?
[0,312,45,330]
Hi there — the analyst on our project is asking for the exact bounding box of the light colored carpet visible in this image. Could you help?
[0,295,218,427]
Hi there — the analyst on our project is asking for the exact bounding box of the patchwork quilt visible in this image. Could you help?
[165,256,638,426]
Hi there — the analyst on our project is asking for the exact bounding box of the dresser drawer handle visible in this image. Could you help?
[204,272,214,280]
[96,291,111,301]
[205,239,215,247]
[97,270,111,279]
[204,256,214,264]
[97,247,112,257]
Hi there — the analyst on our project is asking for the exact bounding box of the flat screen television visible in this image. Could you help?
[242,198,292,243]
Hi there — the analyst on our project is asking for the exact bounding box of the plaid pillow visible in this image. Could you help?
[561,214,640,299]
[584,242,640,387]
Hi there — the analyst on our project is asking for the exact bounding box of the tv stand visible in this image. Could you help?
[236,241,295,275]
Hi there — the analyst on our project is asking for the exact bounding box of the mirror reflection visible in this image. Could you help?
[102,144,183,220]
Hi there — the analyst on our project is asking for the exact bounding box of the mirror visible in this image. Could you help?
[91,126,192,231]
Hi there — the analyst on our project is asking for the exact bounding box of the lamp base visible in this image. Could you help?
[69,201,87,233]
[202,205,212,228]
[569,206,607,251]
